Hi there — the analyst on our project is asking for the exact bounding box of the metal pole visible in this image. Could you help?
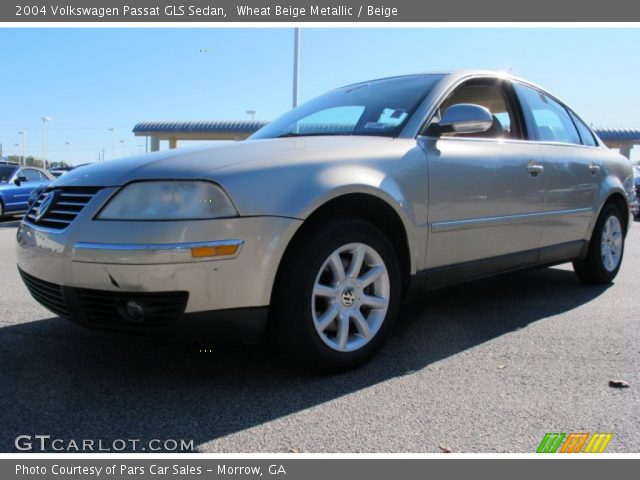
[108,127,116,160]
[18,131,26,166]
[66,141,72,164]
[42,117,51,169]
[292,28,300,108]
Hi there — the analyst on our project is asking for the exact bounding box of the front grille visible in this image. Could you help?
[19,269,70,318]
[73,288,189,327]
[24,187,101,230]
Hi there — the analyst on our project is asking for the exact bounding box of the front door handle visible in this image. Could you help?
[589,162,601,175]
[527,161,544,176]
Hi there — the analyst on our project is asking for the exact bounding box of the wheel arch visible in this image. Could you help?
[602,191,630,235]
[270,192,413,305]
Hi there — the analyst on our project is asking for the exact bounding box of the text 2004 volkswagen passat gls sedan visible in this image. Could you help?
[17,71,637,371]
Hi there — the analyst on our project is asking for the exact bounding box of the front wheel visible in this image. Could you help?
[573,204,626,284]
[271,217,401,372]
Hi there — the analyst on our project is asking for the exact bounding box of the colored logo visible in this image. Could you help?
[537,432,613,453]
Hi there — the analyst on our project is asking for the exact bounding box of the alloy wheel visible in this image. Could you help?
[311,242,390,352]
[600,215,623,272]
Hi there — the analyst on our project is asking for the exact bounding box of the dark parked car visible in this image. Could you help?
[0,165,54,219]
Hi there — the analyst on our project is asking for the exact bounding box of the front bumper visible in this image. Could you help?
[16,210,302,330]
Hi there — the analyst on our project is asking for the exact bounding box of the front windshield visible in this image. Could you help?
[0,166,18,182]
[251,74,443,140]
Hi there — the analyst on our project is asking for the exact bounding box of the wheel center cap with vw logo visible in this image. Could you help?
[340,287,357,308]
[35,191,57,222]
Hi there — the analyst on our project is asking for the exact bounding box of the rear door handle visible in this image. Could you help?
[527,161,544,176]
[589,162,601,174]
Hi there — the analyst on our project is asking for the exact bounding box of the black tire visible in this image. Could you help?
[270,216,402,373]
[573,204,626,284]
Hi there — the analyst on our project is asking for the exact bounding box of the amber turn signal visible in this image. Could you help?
[191,244,239,258]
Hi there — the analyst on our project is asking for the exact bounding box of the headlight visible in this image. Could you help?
[98,181,238,220]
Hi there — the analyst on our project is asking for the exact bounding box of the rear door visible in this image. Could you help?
[513,82,600,257]
[420,77,545,275]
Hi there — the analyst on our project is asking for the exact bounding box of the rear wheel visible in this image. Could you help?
[271,217,401,372]
[573,204,625,284]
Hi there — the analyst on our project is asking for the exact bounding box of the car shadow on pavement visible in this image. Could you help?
[0,266,610,452]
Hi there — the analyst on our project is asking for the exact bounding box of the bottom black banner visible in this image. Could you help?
[2,458,638,480]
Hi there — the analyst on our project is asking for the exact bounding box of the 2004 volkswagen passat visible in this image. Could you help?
[17,71,637,371]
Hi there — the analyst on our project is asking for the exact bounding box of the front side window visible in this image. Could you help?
[570,111,598,147]
[251,74,443,139]
[514,83,581,145]
[437,79,519,139]
[19,169,42,182]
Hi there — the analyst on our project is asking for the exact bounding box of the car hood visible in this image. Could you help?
[53,136,396,188]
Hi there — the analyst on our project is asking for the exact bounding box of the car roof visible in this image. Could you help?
[338,70,553,97]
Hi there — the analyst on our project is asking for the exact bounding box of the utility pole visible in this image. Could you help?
[65,141,72,165]
[18,130,26,166]
[292,28,300,108]
[42,116,52,169]
[108,127,116,159]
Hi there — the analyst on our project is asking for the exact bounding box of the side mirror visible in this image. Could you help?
[13,176,27,186]
[438,103,494,135]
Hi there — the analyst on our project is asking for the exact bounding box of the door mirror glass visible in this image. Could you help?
[440,103,494,134]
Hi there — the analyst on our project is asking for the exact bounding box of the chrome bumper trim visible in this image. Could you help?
[75,240,243,251]
[73,240,244,264]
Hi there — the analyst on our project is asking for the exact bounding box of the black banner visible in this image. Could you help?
[2,459,639,479]
[4,0,640,22]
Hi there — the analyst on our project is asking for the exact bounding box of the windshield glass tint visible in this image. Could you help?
[0,166,17,182]
[251,74,443,139]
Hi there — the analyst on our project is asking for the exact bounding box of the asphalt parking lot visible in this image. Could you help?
[0,217,638,453]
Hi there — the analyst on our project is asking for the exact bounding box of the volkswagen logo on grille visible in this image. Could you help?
[35,192,56,222]
[341,287,357,308]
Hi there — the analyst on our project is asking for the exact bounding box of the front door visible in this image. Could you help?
[420,78,545,276]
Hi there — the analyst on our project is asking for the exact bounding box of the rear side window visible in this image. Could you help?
[570,111,598,147]
[0,166,18,182]
[514,83,581,145]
